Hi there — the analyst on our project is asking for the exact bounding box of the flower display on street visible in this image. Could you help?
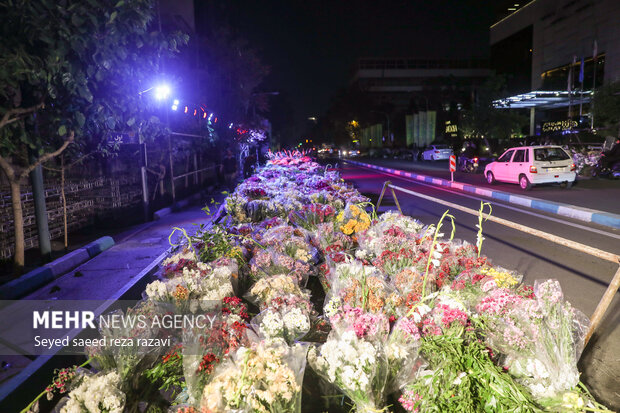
[28,151,612,413]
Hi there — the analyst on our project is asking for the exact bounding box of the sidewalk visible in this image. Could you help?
[0,191,225,409]
[345,159,620,230]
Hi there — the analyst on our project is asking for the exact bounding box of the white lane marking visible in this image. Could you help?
[369,169,620,241]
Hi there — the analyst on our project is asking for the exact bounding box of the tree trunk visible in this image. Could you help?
[9,179,25,270]
[61,156,68,250]
[29,160,52,262]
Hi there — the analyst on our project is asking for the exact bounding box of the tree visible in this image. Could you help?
[0,0,187,269]
[460,75,528,140]
[324,87,375,146]
[195,27,270,129]
[592,80,620,135]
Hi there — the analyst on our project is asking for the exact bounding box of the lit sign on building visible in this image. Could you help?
[445,120,458,137]
[541,120,578,133]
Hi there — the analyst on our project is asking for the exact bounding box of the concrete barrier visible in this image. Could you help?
[0,237,115,300]
[0,267,54,300]
[345,160,620,230]
[83,236,115,258]
[43,248,90,278]
[154,207,172,220]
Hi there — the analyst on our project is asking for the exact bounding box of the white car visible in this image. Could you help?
[484,146,576,190]
[422,144,454,161]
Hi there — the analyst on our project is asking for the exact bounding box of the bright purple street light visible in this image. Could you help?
[154,84,171,100]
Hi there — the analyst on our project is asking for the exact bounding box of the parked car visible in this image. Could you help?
[484,146,576,190]
[421,144,454,161]
[339,148,360,157]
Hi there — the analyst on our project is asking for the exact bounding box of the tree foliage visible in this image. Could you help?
[460,75,528,140]
[1,0,187,160]
[0,0,188,268]
[592,80,620,134]
[196,27,270,128]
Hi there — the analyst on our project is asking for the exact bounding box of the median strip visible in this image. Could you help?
[344,159,620,230]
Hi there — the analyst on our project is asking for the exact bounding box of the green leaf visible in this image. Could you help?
[105,117,116,129]
[126,117,135,127]
[71,13,84,27]
[75,112,86,128]
[58,125,67,136]
[109,11,118,23]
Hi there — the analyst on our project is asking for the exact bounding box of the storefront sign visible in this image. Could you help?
[445,120,457,137]
[541,120,578,133]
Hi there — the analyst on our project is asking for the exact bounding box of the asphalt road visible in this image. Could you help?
[348,157,620,215]
[339,161,620,409]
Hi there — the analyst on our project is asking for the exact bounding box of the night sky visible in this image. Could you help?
[204,0,496,125]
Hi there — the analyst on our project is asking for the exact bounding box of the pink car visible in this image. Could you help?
[484,146,576,190]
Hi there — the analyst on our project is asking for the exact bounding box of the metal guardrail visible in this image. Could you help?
[172,165,216,181]
[376,180,620,347]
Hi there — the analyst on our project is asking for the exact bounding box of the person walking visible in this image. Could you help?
[243,152,257,179]
[221,149,238,191]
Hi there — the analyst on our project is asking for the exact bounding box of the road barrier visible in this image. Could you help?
[376,180,620,347]
[343,159,620,229]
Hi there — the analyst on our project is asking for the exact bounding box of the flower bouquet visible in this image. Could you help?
[247,274,310,308]
[200,340,308,413]
[308,325,388,412]
[57,371,126,413]
[478,279,592,408]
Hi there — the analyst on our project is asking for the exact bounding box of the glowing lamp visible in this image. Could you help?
[154,85,171,100]
[171,105,178,111]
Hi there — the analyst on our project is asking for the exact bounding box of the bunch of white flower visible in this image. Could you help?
[309,330,378,398]
[145,280,169,301]
[60,372,125,413]
[258,307,310,342]
[282,307,310,336]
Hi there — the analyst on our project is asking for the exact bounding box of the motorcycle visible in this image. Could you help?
[592,156,620,179]
[459,156,479,173]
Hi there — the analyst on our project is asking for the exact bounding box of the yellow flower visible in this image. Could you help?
[482,266,518,288]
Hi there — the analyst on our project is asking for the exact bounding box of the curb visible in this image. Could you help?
[345,160,620,230]
[153,191,206,220]
[0,236,115,300]
[0,247,170,411]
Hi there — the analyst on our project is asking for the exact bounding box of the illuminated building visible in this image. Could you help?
[491,0,620,135]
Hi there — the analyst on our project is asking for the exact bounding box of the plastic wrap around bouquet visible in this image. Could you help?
[199,339,308,413]
[323,259,403,318]
[54,370,126,413]
[476,278,590,407]
[247,273,311,308]
[250,288,315,342]
[308,307,390,413]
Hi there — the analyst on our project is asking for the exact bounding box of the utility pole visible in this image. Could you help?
[139,131,150,222]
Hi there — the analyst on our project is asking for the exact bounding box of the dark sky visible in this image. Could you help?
[203,0,495,122]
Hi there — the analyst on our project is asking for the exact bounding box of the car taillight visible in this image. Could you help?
[435,150,440,153]
[570,163,576,171]
[530,166,537,173]
[473,157,479,162]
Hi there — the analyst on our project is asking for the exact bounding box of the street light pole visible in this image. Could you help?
[139,130,150,222]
